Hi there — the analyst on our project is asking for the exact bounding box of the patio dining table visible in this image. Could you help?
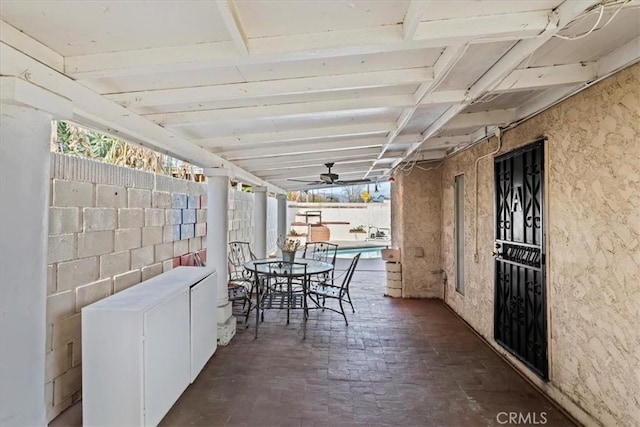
[244,257,333,338]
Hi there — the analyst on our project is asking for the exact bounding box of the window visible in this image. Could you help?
[454,174,465,295]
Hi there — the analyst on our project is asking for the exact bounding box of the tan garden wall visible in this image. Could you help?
[438,64,639,425]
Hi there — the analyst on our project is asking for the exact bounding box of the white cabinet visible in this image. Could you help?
[82,267,217,427]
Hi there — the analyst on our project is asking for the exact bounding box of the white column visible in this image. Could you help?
[276,193,287,241]
[1,78,71,426]
[253,186,268,258]
[203,168,236,345]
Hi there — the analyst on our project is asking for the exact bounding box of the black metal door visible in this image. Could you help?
[494,140,547,379]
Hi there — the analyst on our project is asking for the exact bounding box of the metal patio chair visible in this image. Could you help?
[308,253,360,326]
[228,241,256,322]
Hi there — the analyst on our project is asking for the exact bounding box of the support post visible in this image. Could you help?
[1,77,71,426]
[276,193,287,242]
[253,186,268,258]
[204,168,236,345]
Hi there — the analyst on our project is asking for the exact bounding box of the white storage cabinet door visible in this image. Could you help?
[190,273,218,381]
[143,289,191,426]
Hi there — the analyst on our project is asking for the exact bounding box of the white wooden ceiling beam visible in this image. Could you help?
[259,162,378,181]
[515,37,640,124]
[64,10,555,80]
[0,42,283,193]
[250,158,376,176]
[420,134,473,150]
[444,109,516,130]
[147,95,412,126]
[368,44,467,174]
[234,147,383,170]
[106,67,432,109]
[219,137,386,160]
[195,122,393,149]
[403,1,428,40]
[494,63,597,93]
[391,0,601,170]
[596,36,640,78]
[0,20,64,73]
[215,0,248,55]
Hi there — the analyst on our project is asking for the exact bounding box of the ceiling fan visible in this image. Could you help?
[287,162,371,186]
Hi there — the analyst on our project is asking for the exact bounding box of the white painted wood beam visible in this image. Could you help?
[147,95,412,126]
[215,0,248,55]
[259,163,378,181]
[0,42,283,193]
[389,133,421,145]
[234,147,382,169]
[0,20,64,72]
[596,36,640,78]
[391,0,601,170]
[106,68,432,109]
[418,89,466,106]
[195,123,393,149]
[403,1,428,40]
[420,135,473,150]
[64,11,555,80]
[219,137,386,160]
[250,158,376,176]
[367,44,467,174]
[495,63,597,93]
[444,109,516,130]
[514,36,640,124]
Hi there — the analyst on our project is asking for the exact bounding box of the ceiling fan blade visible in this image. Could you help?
[287,178,323,183]
[336,179,371,185]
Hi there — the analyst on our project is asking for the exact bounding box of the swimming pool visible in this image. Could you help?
[335,247,384,259]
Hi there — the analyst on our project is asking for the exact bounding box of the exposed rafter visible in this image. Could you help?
[106,68,433,111]
[403,1,428,40]
[194,123,393,149]
[0,41,283,193]
[215,0,249,55]
[494,63,597,93]
[64,10,554,80]
[147,95,413,126]
[234,147,384,170]
[391,0,602,170]
[218,137,387,161]
[444,109,516,130]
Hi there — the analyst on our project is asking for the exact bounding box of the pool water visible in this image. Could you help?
[335,247,384,259]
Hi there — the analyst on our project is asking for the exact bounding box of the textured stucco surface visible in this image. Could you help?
[391,167,442,298]
[440,64,640,426]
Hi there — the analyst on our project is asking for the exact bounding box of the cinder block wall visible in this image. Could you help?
[45,154,207,421]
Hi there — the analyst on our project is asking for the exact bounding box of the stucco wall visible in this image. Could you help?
[391,167,442,298]
[440,64,640,426]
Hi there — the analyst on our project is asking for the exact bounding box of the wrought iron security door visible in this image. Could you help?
[494,140,547,379]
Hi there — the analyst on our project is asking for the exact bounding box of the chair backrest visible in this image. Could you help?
[340,253,361,293]
[228,241,256,281]
[303,242,338,265]
[253,261,308,286]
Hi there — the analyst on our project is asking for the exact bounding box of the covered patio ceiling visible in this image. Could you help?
[1,0,638,192]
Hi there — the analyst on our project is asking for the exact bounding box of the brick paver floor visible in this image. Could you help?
[158,268,574,427]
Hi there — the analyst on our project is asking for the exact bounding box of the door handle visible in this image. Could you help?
[492,242,502,258]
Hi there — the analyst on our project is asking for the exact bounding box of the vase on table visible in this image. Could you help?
[282,251,295,263]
